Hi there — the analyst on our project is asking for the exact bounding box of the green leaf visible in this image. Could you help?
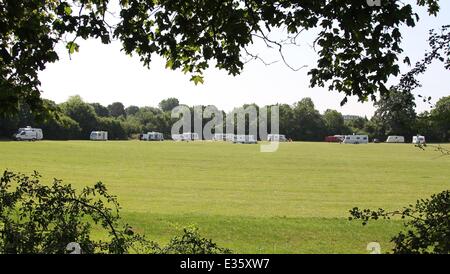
[64,6,72,16]
[165,59,173,69]
[190,75,204,85]
[66,42,79,54]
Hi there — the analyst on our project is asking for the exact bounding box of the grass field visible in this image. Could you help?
[0,141,449,253]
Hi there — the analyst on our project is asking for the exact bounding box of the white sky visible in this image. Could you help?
[39,2,450,118]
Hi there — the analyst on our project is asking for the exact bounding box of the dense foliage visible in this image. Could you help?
[151,226,232,254]
[349,190,450,254]
[0,170,142,253]
[0,0,443,116]
[1,94,449,142]
[0,170,231,254]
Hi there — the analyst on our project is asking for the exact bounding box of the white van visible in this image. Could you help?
[267,134,287,142]
[233,135,257,144]
[15,126,43,141]
[142,132,164,141]
[386,136,405,143]
[412,135,426,144]
[90,131,108,141]
[342,134,369,144]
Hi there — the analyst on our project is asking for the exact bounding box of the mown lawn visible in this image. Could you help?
[0,141,448,253]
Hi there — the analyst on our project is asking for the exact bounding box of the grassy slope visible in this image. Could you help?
[0,141,448,253]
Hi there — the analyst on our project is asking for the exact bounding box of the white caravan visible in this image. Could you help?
[213,133,226,141]
[15,126,43,141]
[233,135,257,144]
[213,133,235,141]
[267,134,287,142]
[182,132,199,141]
[342,134,369,144]
[142,132,164,141]
[171,134,183,141]
[225,134,235,142]
[386,136,405,143]
[90,131,108,141]
[334,135,345,142]
[412,135,426,144]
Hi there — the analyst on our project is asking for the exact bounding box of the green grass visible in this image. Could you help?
[0,141,449,253]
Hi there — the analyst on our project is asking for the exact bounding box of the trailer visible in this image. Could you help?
[325,136,340,142]
[172,133,199,141]
[342,134,368,144]
[225,134,235,142]
[213,133,226,141]
[15,126,43,141]
[267,134,287,142]
[412,135,426,144]
[171,134,183,141]
[182,132,199,141]
[141,132,164,141]
[90,131,108,141]
[386,136,405,143]
[233,135,257,144]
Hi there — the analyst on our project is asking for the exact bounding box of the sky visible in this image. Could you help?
[38,2,450,118]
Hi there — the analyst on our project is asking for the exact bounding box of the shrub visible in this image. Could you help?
[0,170,148,254]
[150,226,232,254]
[0,170,231,254]
[349,190,450,254]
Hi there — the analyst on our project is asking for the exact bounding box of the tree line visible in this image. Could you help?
[0,92,449,143]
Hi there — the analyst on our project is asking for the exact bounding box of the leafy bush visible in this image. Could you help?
[0,170,146,254]
[349,190,450,254]
[0,170,231,254]
[150,226,232,254]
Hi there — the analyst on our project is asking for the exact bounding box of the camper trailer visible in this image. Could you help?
[90,131,108,141]
[141,132,164,141]
[225,134,235,142]
[171,134,183,141]
[15,127,43,141]
[267,134,287,142]
[182,132,199,141]
[386,136,405,143]
[213,133,226,141]
[412,135,426,144]
[342,134,369,144]
[233,135,257,144]
[172,133,199,141]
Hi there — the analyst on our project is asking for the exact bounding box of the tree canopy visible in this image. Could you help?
[0,0,443,117]
[371,88,417,138]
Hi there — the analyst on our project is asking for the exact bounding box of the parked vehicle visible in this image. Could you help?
[233,135,257,144]
[268,134,287,142]
[325,136,341,142]
[171,134,183,141]
[90,131,108,141]
[15,126,43,141]
[213,133,226,141]
[172,133,199,141]
[182,132,199,141]
[342,134,369,144]
[386,136,405,143]
[412,135,426,144]
[141,132,164,141]
[334,135,345,142]
[225,133,235,142]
